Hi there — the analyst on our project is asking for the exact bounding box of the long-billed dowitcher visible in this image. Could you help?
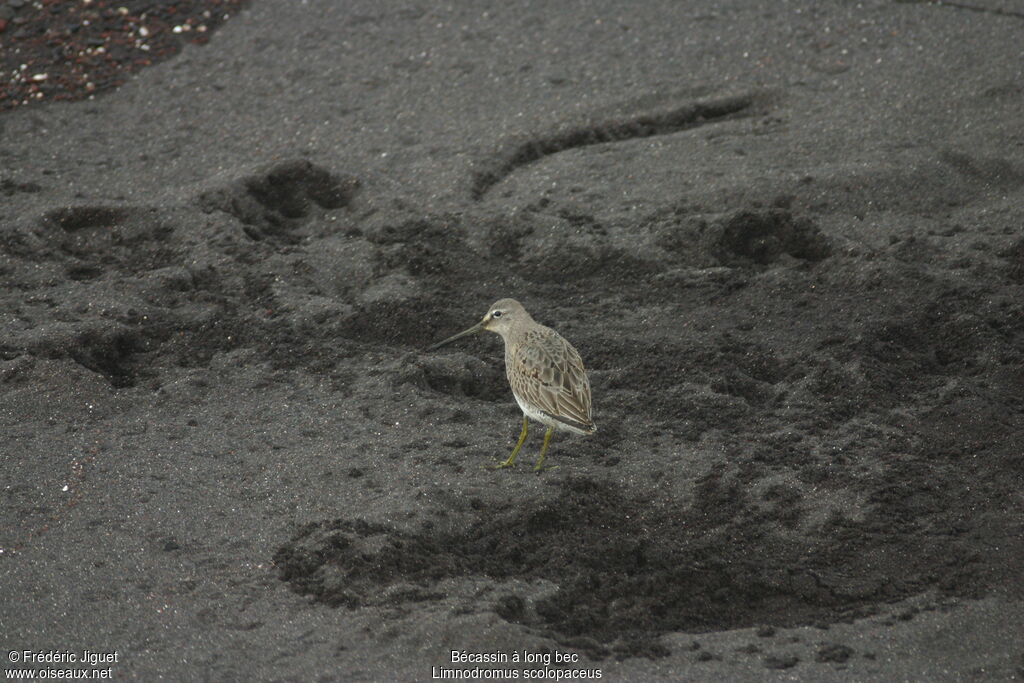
[429,299,595,471]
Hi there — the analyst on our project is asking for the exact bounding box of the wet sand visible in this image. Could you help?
[2,1,1023,680]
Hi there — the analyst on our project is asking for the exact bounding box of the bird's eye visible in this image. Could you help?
[492,311,503,318]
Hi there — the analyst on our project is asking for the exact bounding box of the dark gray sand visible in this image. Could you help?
[3,1,1024,680]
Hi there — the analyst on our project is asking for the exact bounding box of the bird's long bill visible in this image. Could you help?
[428,320,485,351]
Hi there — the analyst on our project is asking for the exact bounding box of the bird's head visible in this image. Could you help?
[429,298,530,349]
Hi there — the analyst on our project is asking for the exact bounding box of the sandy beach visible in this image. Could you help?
[2,1,1023,680]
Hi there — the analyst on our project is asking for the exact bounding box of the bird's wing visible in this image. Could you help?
[511,329,593,430]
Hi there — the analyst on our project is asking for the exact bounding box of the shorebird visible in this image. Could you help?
[429,299,595,471]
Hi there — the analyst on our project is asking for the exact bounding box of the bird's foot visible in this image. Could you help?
[486,458,517,470]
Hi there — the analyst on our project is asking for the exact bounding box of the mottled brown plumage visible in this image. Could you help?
[429,298,595,470]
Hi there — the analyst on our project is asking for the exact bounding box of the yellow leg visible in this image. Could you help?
[489,416,528,469]
[533,426,558,471]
